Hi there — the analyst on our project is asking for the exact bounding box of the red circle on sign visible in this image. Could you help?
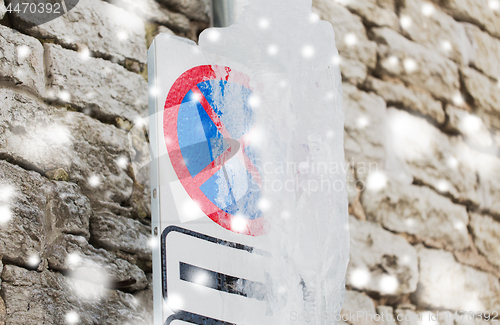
[163,65,265,236]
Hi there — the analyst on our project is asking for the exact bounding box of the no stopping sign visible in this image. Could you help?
[163,65,264,236]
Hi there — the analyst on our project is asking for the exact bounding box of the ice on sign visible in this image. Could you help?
[148,0,349,324]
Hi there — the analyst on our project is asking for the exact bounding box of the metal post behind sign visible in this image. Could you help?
[211,0,245,27]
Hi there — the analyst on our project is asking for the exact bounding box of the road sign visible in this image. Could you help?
[163,65,264,236]
[149,34,275,325]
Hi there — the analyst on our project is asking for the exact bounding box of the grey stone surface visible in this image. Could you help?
[362,180,470,250]
[0,0,6,20]
[0,25,44,95]
[0,160,47,266]
[413,246,500,311]
[45,44,148,122]
[156,0,210,22]
[107,0,191,32]
[343,83,387,179]
[461,67,500,131]
[435,0,500,38]
[473,150,500,218]
[134,273,153,324]
[44,181,92,241]
[469,213,500,270]
[372,27,460,103]
[365,77,445,124]
[90,211,151,260]
[347,216,419,296]
[313,0,377,83]
[341,290,378,325]
[465,24,500,80]
[0,160,95,267]
[46,234,147,291]
[10,0,147,63]
[0,89,134,208]
[445,105,494,150]
[400,0,472,65]
[341,0,399,29]
[1,265,148,324]
[386,108,479,206]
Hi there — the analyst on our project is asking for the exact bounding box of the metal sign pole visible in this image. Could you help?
[211,0,245,27]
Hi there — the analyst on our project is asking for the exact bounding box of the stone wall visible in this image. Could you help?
[0,0,499,324]
[311,0,500,322]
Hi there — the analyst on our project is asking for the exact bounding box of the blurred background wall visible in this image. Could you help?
[0,0,499,324]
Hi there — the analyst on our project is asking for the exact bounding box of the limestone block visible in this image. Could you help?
[343,83,387,179]
[0,89,134,207]
[469,213,500,270]
[340,0,399,29]
[106,0,191,32]
[461,68,500,131]
[436,0,500,39]
[90,211,151,260]
[372,27,460,103]
[1,265,148,324]
[365,77,445,124]
[313,0,377,83]
[413,246,500,311]
[0,25,44,95]
[386,108,479,205]
[347,216,419,296]
[465,24,500,80]
[46,234,147,291]
[362,181,470,250]
[10,0,147,63]
[341,290,378,325]
[400,0,472,65]
[45,44,148,122]
[156,0,210,22]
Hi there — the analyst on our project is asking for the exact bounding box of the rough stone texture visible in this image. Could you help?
[413,246,500,312]
[10,0,147,63]
[0,1,6,20]
[340,0,399,29]
[134,273,153,324]
[44,181,92,241]
[465,24,500,80]
[386,108,479,206]
[107,0,191,33]
[461,67,500,130]
[365,77,445,124]
[90,211,151,260]
[435,0,500,39]
[362,181,470,251]
[0,159,97,266]
[156,0,210,22]
[469,213,500,270]
[445,105,494,150]
[372,27,460,103]
[376,306,396,325]
[45,44,148,122]
[400,0,472,65]
[0,89,134,209]
[347,216,419,296]
[2,0,500,321]
[1,265,147,324]
[46,234,147,291]
[343,83,387,179]
[0,26,44,95]
[0,160,47,266]
[341,290,378,325]
[313,0,377,84]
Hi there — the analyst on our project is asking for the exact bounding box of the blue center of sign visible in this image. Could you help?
[177,80,262,220]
